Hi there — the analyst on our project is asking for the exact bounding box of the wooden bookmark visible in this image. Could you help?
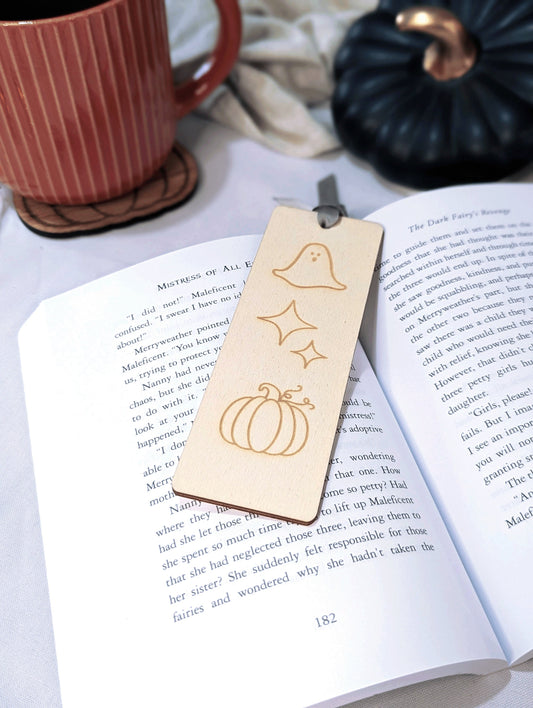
[172,206,383,524]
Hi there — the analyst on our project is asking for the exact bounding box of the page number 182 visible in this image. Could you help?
[315,612,337,628]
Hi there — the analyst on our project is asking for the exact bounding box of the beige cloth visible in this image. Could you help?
[166,0,377,157]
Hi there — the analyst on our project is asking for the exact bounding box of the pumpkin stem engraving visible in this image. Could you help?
[396,6,477,81]
[267,384,315,410]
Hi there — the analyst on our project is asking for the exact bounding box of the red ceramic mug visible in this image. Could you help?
[0,0,241,205]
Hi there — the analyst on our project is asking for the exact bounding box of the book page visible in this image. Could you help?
[361,183,533,665]
[19,234,505,708]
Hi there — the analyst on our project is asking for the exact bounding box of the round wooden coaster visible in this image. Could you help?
[13,142,198,236]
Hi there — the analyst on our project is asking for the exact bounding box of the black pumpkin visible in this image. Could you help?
[332,0,533,189]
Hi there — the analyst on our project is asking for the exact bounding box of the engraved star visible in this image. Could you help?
[291,340,328,368]
[258,300,316,345]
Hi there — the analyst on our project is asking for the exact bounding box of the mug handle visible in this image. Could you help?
[173,0,242,119]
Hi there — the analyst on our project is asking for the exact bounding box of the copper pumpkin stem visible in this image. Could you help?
[396,6,477,81]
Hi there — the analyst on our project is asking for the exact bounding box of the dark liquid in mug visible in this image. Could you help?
[1,2,107,21]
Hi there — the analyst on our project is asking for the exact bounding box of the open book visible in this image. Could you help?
[19,183,532,707]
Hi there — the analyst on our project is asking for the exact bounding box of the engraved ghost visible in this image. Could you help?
[272,243,346,290]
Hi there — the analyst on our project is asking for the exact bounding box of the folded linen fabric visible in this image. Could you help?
[166,0,377,157]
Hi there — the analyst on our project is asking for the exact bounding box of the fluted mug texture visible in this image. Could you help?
[0,0,241,205]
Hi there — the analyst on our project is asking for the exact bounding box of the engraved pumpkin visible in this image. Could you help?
[219,383,314,456]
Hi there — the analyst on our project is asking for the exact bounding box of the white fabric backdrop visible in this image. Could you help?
[166,0,377,156]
